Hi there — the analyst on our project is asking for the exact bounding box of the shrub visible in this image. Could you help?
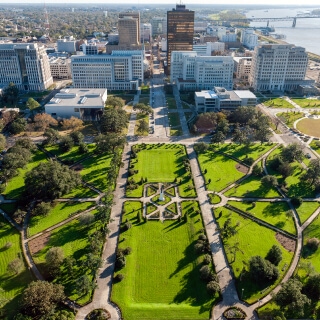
[32,202,51,217]
[114,274,124,282]
[203,254,211,265]
[266,245,282,266]
[123,247,132,255]
[206,281,220,295]
[124,221,132,231]
[291,197,303,207]
[4,241,12,249]
[244,157,254,166]
[198,234,207,241]
[307,237,320,251]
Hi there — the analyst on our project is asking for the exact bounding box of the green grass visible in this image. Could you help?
[165,187,176,197]
[227,201,296,235]
[45,144,96,164]
[184,112,193,121]
[263,98,294,109]
[3,149,47,200]
[197,152,245,192]
[208,193,221,204]
[310,139,320,155]
[32,211,101,305]
[139,97,150,105]
[166,202,178,214]
[0,203,18,217]
[134,113,149,136]
[225,175,281,198]
[291,98,320,108]
[146,202,157,215]
[215,143,275,162]
[170,127,183,136]
[62,184,98,199]
[166,96,177,109]
[277,112,304,128]
[214,207,294,304]
[28,202,95,236]
[112,201,218,320]
[79,153,113,192]
[168,112,181,127]
[295,202,320,225]
[127,144,196,198]
[0,216,34,318]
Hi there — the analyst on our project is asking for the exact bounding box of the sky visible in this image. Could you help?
[1,0,319,4]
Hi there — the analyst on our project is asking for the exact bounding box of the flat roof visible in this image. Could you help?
[46,88,107,108]
[234,90,257,99]
[195,90,217,99]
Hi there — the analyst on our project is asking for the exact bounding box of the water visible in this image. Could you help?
[245,7,320,55]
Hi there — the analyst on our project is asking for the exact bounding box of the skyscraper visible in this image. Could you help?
[118,12,140,45]
[167,4,194,72]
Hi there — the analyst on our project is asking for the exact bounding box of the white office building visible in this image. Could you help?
[171,51,234,91]
[193,42,225,56]
[220,33,237,42]
[233,57,252,80]
[241,29,258,50]
[141,23,152,43]
[71,50,144,91]
[0,43,53,91]
[57,39,76,53]
[49,57,71,79]
[250,44,312,92]
[45,88,107,120]
[195,86,257,112]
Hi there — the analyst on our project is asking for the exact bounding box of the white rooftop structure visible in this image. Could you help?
[45,88,107,120]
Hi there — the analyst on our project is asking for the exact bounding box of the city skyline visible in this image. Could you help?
[0,0,319,5]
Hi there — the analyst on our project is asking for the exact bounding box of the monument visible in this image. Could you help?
[159,183,164,201]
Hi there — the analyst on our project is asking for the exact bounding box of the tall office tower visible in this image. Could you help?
[118,12,140,45]
[0,43,53,91]
[167,4,194,72]
[250,44,309,92]
[150,17,167,36]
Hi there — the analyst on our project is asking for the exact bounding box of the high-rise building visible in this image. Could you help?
[150,17,167,36]
[170,51,234,91]
[71,50,144,91]
[118,12,140,45]
[0,43,53,91]
[167,4,194,72]
[250,44,311,92]
[240,29,258,50]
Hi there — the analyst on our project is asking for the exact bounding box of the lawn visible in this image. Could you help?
[291,98,320,108]
[301,215,320,273]
[61,184,98,199]
[166,95,177,109]
[227,201,296,235]
[28,201,95,236]
[197,152,245,192]
[215,143,275,162]
[45,144,96,164]
[112,201,218,320]
[168,112,181,127]
[208,193,221,205]
[0,216,34,318]
[296,118,320,138]
[3,149,48,200]
[263,98,294,109]
[225,175,281,198]
[310,139,320,155]
[214,207,294,304]
[295,201,320,225]
[184,112,193,121]
[79,153,113,192]
[170,127,183,136]
[0,203,18,217]
[127,144,196,198]
[277,112,304,128]
[32,210,101,305]
[134,113,149,136]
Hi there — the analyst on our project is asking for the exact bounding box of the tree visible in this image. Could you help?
[45,247,64,276]
[59,135,74,152]
[216,118,229,134]
[33,113,58,131]
[137,119,149,134]
[252,164,263,176]
[21,281,65,318]
[75,274,94,296]
[2,82,19,106]
[211,131,226,145]
[134,103,153,115]
[61,117,84,131]
[275,279,310,318]
[221,218,239,238]
[1,110,19,126]
[278,162,294,179]
[26,98,40,116]
[304,158,320,185]
[199,265,214,281]
[261,175,278,188]
[78,212,95,226]
[9,118,27,134]
[228,106,256,125]
[32,202,51,216]
[249,255,279,282]
[194,142,208,154]
[281,143,304,163]
[100,108,128,133]
[15,137,36,151]
[0,134,6,152]
[105,96,124,109]
[304,274,320,300]
[266,245,282,266]
[25,160,82,200]
[70,131,84,145]
[7,258,23,275]
[207,281,220,295]
[254,125,272,144]
[43,128,60,145]
[94,133,126,153]
[232,124,246,144]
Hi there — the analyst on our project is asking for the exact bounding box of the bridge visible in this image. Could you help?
[210,15,320,27]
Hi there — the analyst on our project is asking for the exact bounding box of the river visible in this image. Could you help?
[246,7,320,55]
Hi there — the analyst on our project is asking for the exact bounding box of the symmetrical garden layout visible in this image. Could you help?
[2,140,320,319]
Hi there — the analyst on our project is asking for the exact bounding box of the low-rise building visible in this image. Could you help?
[240,28,258,50]
[195,87,257,112]
[45,88,107,120]
[49,57,71,79]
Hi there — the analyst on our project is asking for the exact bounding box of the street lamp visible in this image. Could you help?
[241,288,244,299]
